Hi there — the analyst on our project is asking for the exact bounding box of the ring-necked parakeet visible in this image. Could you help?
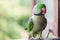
[27,3,47,38]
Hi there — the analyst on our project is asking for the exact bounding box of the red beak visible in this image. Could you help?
[42,8,46,14]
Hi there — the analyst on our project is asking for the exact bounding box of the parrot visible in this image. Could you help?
[26,3,47,39]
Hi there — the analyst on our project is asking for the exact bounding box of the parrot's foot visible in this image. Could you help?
[38,37,43,40]
[29,37,43,40]
[29,34,32,39]
[29,37,35,40]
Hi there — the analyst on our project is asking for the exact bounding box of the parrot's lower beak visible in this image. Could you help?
[42,8,46,14]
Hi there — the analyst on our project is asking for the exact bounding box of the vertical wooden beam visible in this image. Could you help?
[58,0,60,37]
[53,0,58,37]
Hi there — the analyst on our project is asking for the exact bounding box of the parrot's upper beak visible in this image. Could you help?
[42,7,46,14]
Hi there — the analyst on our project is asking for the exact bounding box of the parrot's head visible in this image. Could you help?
[33,3,46,15]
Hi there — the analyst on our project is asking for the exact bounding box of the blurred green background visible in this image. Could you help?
[0,0,31,40]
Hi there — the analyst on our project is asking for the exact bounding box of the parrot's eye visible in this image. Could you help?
[42,7,46,14]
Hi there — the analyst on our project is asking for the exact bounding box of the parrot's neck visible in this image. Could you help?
[34,13,44,16]
[34,11,45,16]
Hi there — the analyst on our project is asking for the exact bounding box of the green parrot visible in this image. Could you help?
[27,3,47,38]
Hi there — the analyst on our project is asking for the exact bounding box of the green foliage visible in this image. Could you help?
[0,0,31,39]
[0,17,22,39]
[18,16,29,28]
[19,0,31,8]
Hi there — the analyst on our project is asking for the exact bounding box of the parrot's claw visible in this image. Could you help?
[39,37,43,40]
[29,37,43,40]
[29,37,35,40]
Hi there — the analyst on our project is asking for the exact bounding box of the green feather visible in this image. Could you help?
[27,18,33,32]
[37,3,46,10]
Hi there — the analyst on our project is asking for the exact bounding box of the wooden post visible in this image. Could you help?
[53,0,58,37]
[58,0,60,37]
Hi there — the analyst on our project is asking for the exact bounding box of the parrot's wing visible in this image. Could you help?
[27,17,33,32]
[42,18,47,30]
